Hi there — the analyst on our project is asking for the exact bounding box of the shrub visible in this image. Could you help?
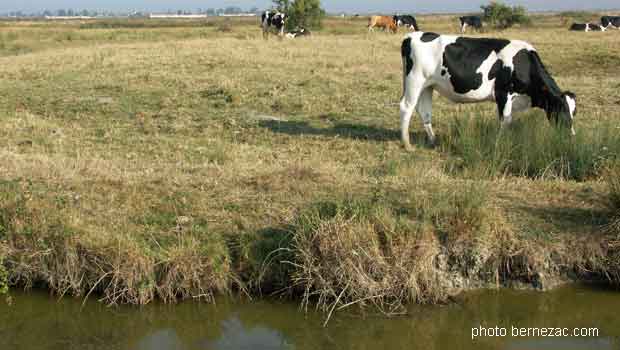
[481,1,531,29]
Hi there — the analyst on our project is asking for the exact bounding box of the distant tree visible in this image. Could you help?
[56,9,66,16]
[273,0,291,12]
[67,8,74,16]
[481,1,530,29]
[206,8,215,16]
[225,6,242,14]
[273,0,325,29]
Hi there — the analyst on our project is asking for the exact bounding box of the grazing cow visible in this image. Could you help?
[285,28,311,39]
[399,32,576,150]
[570,22,606,32]
[601,16,620,29]
[459,16,483,33]
[262,10,287,38]
[368,15,397,33]
[394,15,420,31]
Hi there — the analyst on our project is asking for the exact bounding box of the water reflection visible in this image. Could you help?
[204,317,292,350]
[0,285,618,350]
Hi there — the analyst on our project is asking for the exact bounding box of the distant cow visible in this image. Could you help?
[285,28,311,39]
[368,15,397,33]
[601,16,620,29]
[399,32,576,150]
[394,15,420,31]
[570,22,606,32]
[459,16,483,33]
[262,10,287,38]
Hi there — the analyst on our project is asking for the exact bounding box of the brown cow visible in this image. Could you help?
[368,15,397,33]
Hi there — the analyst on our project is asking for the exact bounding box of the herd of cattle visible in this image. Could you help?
[570,16,620,32]
[261,10,620,38]
[259,10,619,149]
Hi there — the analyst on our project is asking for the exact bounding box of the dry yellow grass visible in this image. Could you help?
[0,15,619,307]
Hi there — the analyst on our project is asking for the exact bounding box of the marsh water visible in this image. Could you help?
[1,285,619,350]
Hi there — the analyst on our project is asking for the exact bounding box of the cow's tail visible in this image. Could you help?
[401,37,415,96]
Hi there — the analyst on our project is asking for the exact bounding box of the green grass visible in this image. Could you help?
[443,113,620,181]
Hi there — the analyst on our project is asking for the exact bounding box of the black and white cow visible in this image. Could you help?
[459,16,483,33]
[399,32,576,150]
[601,16,620,29]
[285,28,311,39]
[570,22,606,32]
[394,15,420,31]
[261,10,287,38]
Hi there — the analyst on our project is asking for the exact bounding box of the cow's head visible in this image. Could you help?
[393,15,402,26]
[273,13,286,28]
[548,91,577,135]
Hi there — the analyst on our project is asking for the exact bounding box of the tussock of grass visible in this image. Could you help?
[287,183,527,314]
[443,114,620,181]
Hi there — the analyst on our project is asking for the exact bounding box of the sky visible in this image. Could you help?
[2,0,619,14]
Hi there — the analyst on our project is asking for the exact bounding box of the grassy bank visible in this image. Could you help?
[0,15,619,312]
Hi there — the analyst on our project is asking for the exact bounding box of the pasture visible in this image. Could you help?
[1,14,619,310]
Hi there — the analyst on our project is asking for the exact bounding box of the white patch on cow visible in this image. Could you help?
[566,95,576,120]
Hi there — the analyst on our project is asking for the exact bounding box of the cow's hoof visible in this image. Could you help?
[428,136,441,148]
[403,144,415,152]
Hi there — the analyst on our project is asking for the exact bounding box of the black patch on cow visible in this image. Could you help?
[420,32,440,42]
[570,23,587,31]
[442,37,510,94]
[602,16,620,28]
[401,37,414,76]
[487,59,504,81]
[493,64,513,120]
[441,69,447,76]
[460,16,482,28]
[506,49,571,124]
[590,23,603,31]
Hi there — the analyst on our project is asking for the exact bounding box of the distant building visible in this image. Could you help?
[45,16,96,20]
[218,13,257,17]
[148,14,208,19]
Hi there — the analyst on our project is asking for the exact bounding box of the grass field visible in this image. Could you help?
[1,14,619,311]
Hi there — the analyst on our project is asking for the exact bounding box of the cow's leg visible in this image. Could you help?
[461,22,467,33]
[399,74,425,150]
[496,92,514,129]
[416,88,436,146]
